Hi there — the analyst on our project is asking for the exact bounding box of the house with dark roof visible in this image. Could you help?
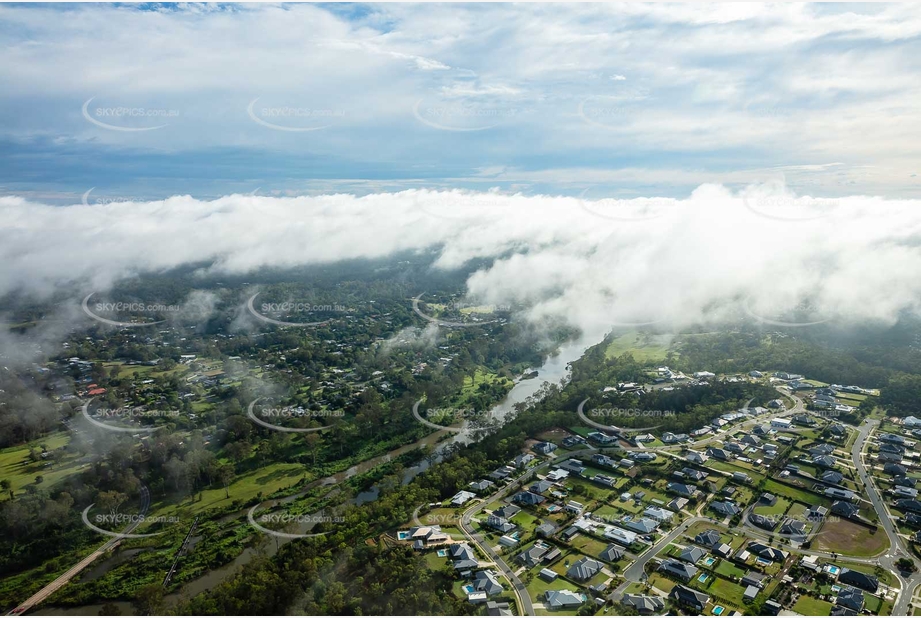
[710,501,741,517]
[695,529,721,547]
[668,585,709,611]
[780,518,807,538]
[897,499,921,513]
[535,523,557,538]
[813,455,837,469]
[658,559,698,582]
[878,451,903,463]
[831,500,861,518]
[681,467,708,482]
[885,463,908,476]
[835,587,865,611]
[838,568,879,593]
[600,544,624,562]
[513,491,546,506]
[530,479,554,494]
[495,504,521,519]
[821,470,845,485]
[679,546,705,564]
[486,515,516,534]
[747,542,788,562]
[666,482,698,497]
[749,513,776,531]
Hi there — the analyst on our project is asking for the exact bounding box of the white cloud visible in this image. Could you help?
[4,185,921,339]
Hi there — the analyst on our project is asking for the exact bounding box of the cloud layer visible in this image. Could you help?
[3,185,921,338]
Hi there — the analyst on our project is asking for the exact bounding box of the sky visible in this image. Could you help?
[1,2,920,203]
[4,3,921,363]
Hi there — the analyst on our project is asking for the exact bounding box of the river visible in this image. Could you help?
[34,332,600,616]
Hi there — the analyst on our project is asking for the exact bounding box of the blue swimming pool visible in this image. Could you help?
[713,605,725,615]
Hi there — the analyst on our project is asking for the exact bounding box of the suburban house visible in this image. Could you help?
[620,594,665,615]
[831,500,861,518]
[566,557,603,581]
[513,491,546,506]
[695,529,721,547]
[748,542,788,562]
[666,482,698,498]
[486,515,516,534]
[835,587,865,612]
[624,517,658,534]
[544,590,585,610]
[451,490,477,506]
[600,544,624,562]
[679,546,705,564]
[710,501,741,517]
[450,543,479,570]
[469,479,494,493]
[686,451,709,464]
[473,570,505,596]
[533,441,557,455]
[658,558,698,582]
[643,506,674,522]
[669,585,709,611]
[516,543,549,567]
[838,568,879,593]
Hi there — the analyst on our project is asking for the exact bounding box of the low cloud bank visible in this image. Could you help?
[2,183,920,339]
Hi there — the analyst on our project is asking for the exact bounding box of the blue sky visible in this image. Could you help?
[1,2,920,204]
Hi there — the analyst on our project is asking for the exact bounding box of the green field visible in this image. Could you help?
[604,332,673,362]
[150,461,307,517]
[0,431,83,495]
[792,595,833,615]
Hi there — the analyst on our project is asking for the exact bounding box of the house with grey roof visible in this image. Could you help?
[544,590,584,610]
[620,594,665,615]
[600,544,624,562]
[659,558,698,582]
[567,557,604,581]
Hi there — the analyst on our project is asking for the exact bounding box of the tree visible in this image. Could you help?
[132,584,165,615]
[217,464,234,499]
[1,479,11,500]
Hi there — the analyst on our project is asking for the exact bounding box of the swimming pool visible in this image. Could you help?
[713,606,725,615]
[397,531,410,540]
[831,585,841,592]
[698,573,709,583]
[827,565,841,575]
[756,557,772,565]
[463,584,476,594]
[437,549,448,557]
[703,557,716,566]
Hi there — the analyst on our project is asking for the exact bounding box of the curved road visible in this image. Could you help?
[851,419,921,615]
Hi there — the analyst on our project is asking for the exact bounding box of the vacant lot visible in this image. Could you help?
[792,595,833,615]
[813,518,889,557]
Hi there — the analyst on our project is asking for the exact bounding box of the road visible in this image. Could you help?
[7,485,151,615]
[456,447,602,616]
[851,419,921,615]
